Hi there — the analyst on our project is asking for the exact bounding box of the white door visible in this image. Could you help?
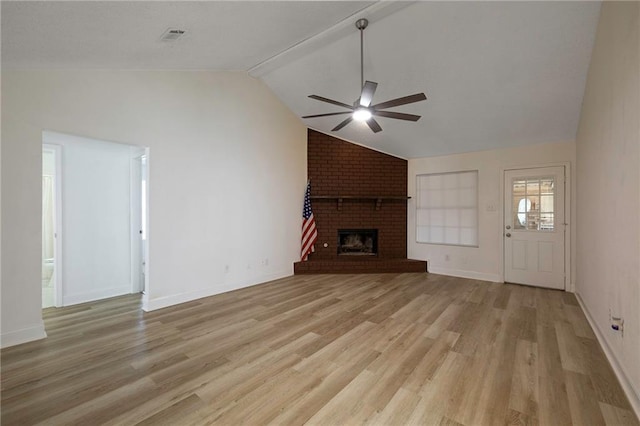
[130,154,145,293]
[504,166,565,289]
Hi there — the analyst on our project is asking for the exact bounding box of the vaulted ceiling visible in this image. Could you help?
[2,1,601,158]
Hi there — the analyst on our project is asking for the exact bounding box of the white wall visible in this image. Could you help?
[43,132,137,305]
[575,1,640,414]
[408,141,576,284]
[1,70,307,347]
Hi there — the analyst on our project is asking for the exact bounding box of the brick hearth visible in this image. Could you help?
[294,258,427,274]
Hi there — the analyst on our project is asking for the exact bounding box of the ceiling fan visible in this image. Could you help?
[302,18,427,133]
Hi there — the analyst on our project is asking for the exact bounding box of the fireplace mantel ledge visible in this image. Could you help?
[310,195,411,211]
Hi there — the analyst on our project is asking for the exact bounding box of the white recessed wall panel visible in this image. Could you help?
[512,241,527,271]
[538,241,554,273]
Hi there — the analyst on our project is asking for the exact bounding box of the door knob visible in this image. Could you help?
[505,233,512,237]
[505,225,511,230]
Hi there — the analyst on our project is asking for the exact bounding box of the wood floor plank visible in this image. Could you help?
[537,324,573,426]
[359,327,433,411]
[401,330,459,393]
[424,303,463,339]
[1,273,635,425]
[135,393,206,426]
[493,284,513,309]
[563,304,597,339]
[369,387,421,426]
[268,351,380,426]
[583,338,634,410]
[474,317,520,425]
[439,416,465,426]
[565,370,607,426]
[555,320,591,374]
[599,402,640,426]
[410,350,468,425]
[505,408,538,426]
[516,306,538,343]
[304,369,379,425]
[509,339,539,417]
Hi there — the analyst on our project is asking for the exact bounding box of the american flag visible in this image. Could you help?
[301,181,318,261]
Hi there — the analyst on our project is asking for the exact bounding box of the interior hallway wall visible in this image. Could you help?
[574,1,640,414]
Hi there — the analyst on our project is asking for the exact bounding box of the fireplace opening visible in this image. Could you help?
[338,229,378,256]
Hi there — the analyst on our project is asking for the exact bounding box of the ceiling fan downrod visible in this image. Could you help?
[356,18,368,91]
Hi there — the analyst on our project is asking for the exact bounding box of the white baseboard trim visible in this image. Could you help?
[143,270,292,312]
[63,286,131,306]
[427,264,502,283]
[575,292,640,419]
[1,323,47,348]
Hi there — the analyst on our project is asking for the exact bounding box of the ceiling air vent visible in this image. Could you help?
[160,28,187,42]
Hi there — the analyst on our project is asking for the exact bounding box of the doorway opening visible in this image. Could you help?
[42,132,150,308]
[42,144,62,308]
[130,152,149,296]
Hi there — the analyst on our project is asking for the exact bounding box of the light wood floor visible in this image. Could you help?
[1,273,637,425]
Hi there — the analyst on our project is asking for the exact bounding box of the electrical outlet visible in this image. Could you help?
[224,264,229,273]
[445,254,450,262]
[609,309,624,336]
[611,315,624,336]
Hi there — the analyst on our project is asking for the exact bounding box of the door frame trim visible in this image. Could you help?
[499,162,572,292]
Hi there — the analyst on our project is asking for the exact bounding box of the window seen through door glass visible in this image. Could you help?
[512,177,554,231]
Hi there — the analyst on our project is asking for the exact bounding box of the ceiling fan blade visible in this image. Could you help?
[366,117,382,133]
[359,81,378,107]
[302,111,353,119]
[309,95,354,110]
[371,93,427,110]
[373,110,421,122]
[332,116,353,131]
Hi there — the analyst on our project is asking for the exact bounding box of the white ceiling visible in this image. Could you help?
[1,1,373,70]
[2,1,601,159]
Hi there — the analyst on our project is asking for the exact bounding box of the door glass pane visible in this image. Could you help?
[540,195,554,213]
[512,180,527,196]
[514,197,529,229]
[540,179,554,195]
[540,213,554,230]
[528,195,540,213]
[511,176,554,232]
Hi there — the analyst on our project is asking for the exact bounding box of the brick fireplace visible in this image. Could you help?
[294,129,426,274]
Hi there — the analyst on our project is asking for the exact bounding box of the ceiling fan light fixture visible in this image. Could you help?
[353,107,372,121]
[303,18,426,133]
